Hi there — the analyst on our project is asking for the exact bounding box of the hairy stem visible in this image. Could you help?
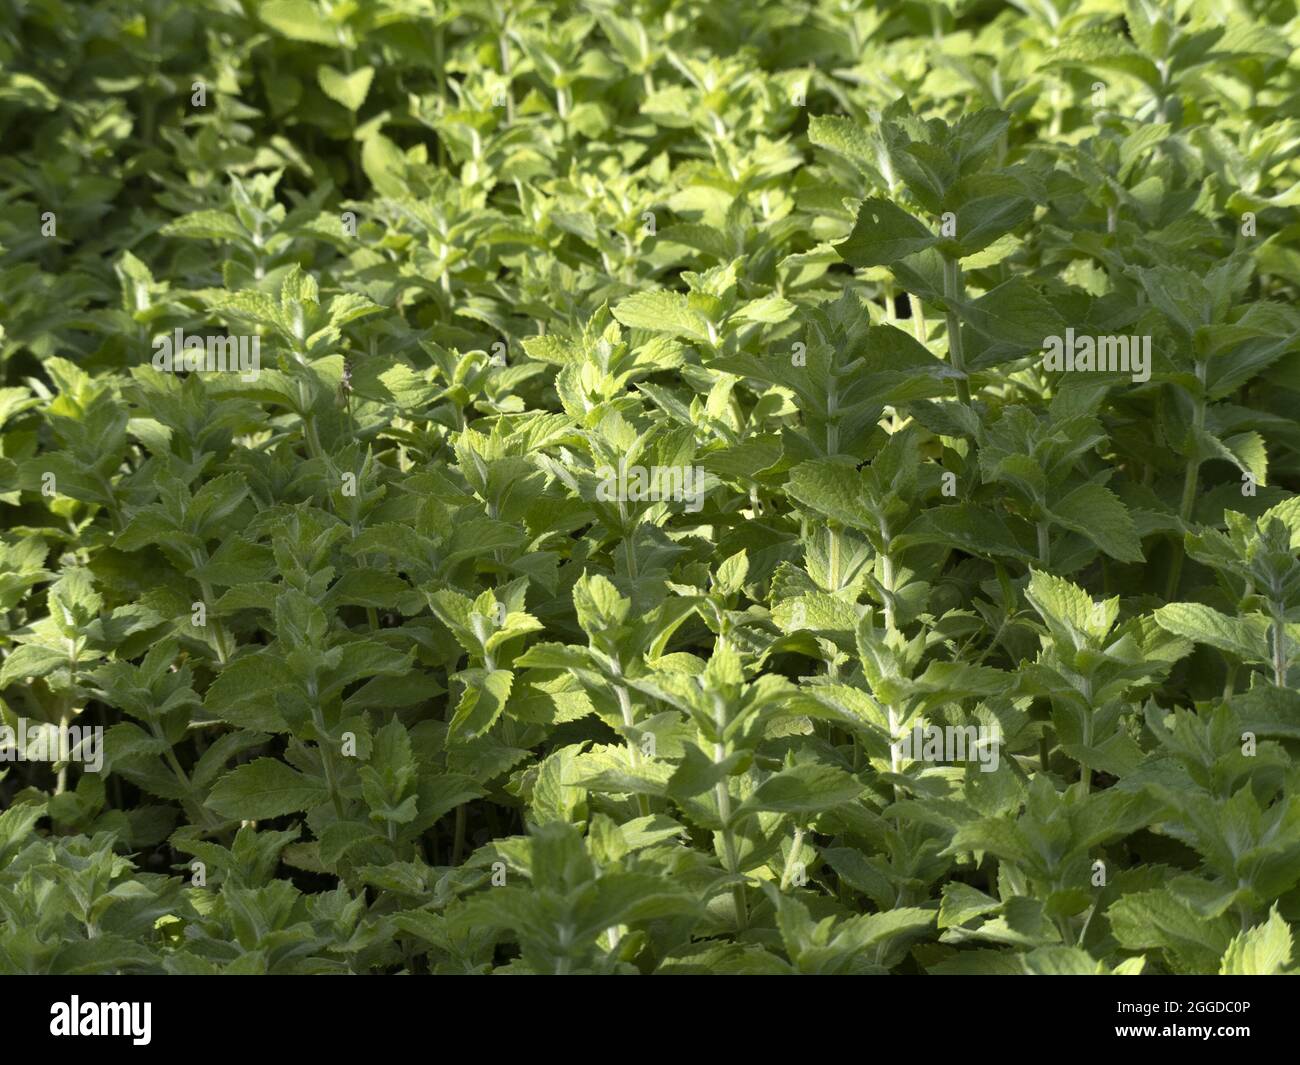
[880,525,895,634]
[309,687,345,819]
[942,257,972,405]
[1271,599,1288,688]
[712,693,747,930]
[615,681,651,817]
[779,826,806,890]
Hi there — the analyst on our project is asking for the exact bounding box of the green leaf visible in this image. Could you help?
[612,291,708,341]
[807,116,884,179]
[1109,889,1235,975]
[836,198,937,267]
[961,277,1063,351]
[318,65,374,112]
[1026,569,1117,644]
[736,762,862,816]
[1153,603,1266,662]
[207,759,329,820]
[361,132,408,198]
[939,882,1002,928]
[1048,483,1144,562]
[260,0,339,45]
[1219,907,1294,975]
[161,211,248,243]
[0,643,69,686]
[448,669,514,743]
[784,459,870,528]
[731,295,796,326]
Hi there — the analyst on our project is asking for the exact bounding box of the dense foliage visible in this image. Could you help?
[2,0,1300,975]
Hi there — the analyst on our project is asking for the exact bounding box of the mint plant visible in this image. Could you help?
[1,0,1299,978]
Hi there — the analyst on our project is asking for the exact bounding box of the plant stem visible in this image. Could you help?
[95,472,123,532]
[1270,599,1288,687]
[55,709,71,795]
[717,778,747,931]
[1080,680,1093,795]
[779,826,805,890]
[1055,913,1077,947]
[1166,366,1206,600]
[908,293,926,343]
[1223,661,1238,699]
[942,257,972,405]
[826,379,840,455]
[615,682,652,817]
[879,525,895,633]
[711,693,747,931]
[617,499,639,579]
[152,720,223,830]
[499,25,514,124]
[309,687,345,818]
[887,705,902,803]
[190,553,232,664]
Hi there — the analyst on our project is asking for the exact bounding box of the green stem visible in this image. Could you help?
[908,293,926,344]
[624,532,638,579]
[1055,913,1077,947]
[942,257,972,405]
[879,526,895,634]
[827,379,840,455]
[711,692,747,931]
[190,552,232,664]
[1079,681,1093,795]
[617,499,638,579]
[887,705,902,803]
[310,690,345,818]
[1223,661,1239,700]
[151,720,223,830]
[499,25,514,124]
[55,709,71,795]
[779,827,806,890]
[95,472,123,533]
[614,682,651,818]
[1166,370,1206,600]
[1270,600,1288,688]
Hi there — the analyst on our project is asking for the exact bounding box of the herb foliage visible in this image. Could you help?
[1,0,1300,976]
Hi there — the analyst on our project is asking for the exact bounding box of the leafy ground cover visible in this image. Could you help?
[1,0,1300,975]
